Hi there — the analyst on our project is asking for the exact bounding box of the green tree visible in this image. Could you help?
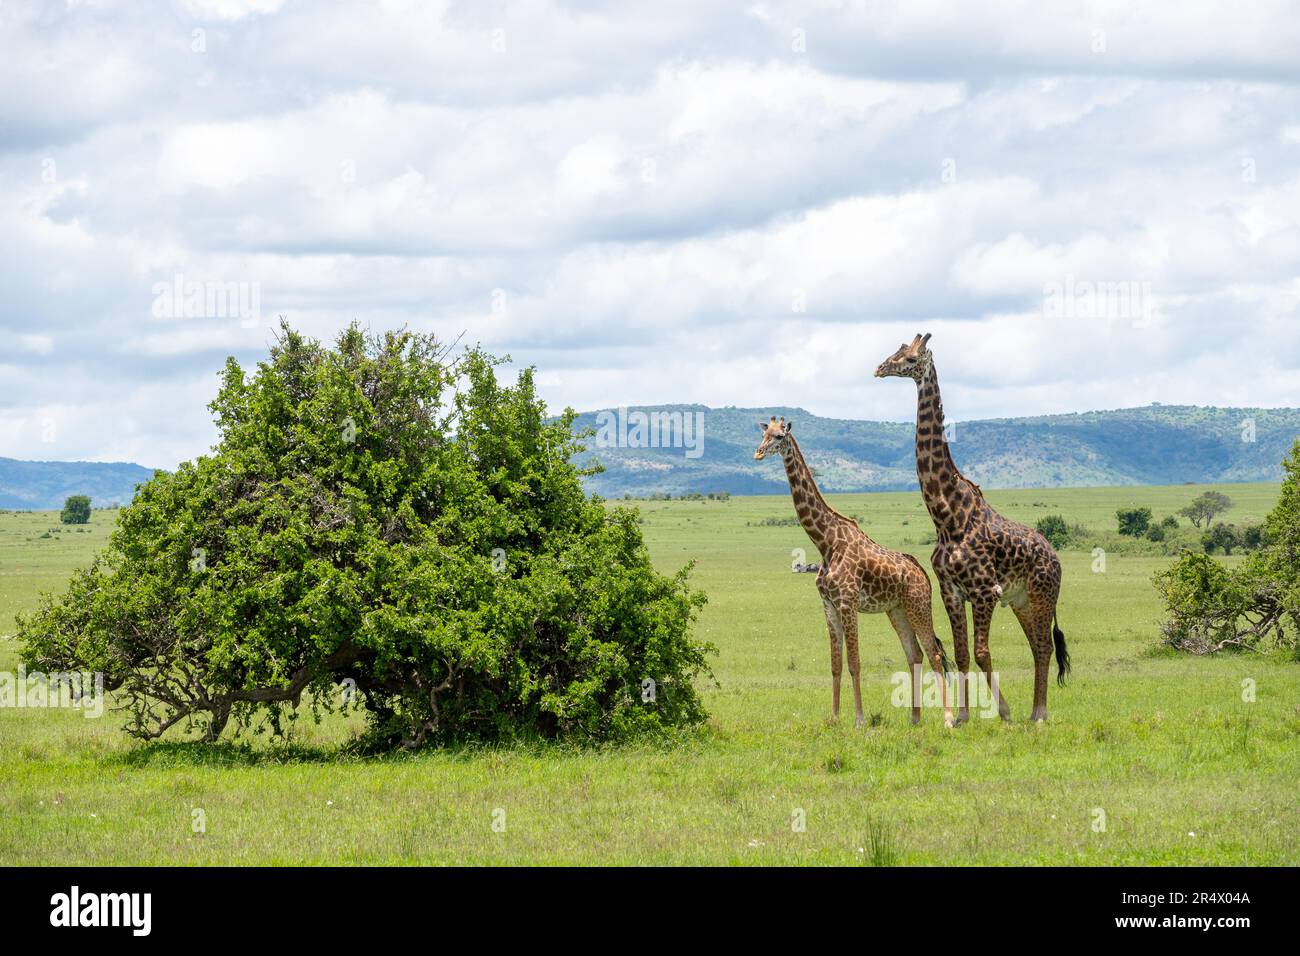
[60,495,91,525]
[20,323,714,748]
[1242,524,1266,551]
[1178,491,1232,528]
[1116,506,1152,537]
[1155,440,1300,655]
[1201,522,1241,555]
[1035,514,1069,550]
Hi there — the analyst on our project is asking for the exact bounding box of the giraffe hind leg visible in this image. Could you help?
[898,586,954,728]
[939,578,971,725]
[886,607,924,725]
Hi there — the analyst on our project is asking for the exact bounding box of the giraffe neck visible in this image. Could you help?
[914,362,978,536]
[779,435,846,555]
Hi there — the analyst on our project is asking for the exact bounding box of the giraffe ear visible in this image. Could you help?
[783,420,794,434]
[757,421,768,432]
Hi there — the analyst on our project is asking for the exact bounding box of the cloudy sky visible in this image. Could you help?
[2,0,1299,469]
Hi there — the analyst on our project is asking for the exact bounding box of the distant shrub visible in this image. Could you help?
[1201,522,1243,555]
[1243,524,1267,550]
[60,495,91,525]
[750,515,800,527]
[1155,440,1300,656]
[1116,507,1152,537]
[1035,514,1070,549]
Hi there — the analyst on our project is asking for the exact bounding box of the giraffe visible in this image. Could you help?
[875,334,1071,723]
[753,416,953,728]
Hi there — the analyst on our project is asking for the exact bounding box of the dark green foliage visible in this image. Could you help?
[1155,440,1300,656]
[1243,523,1266,550]
[19,323,714,748]
[1035,514,1070,549]
[1201,523,1241,555]
[1116,507,1152,537]
[59,495,91,525]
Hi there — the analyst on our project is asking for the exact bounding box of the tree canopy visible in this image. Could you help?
[19,323,713,748]
[60,495,91,525]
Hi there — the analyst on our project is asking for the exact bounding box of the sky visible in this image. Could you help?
[2,0,1299,470]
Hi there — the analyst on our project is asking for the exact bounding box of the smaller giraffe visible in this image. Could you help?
[754,416,953,728]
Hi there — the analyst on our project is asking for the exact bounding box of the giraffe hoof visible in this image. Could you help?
[943,715,955,729]
[854,717,866,730]
[954,712,970,726]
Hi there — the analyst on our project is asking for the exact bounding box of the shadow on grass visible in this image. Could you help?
[105,725,716,771]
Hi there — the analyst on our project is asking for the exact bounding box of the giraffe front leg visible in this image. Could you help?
[972,598,1011,722]
[939,577,970,725]
[822,598,844,722]
[839,603,865,729]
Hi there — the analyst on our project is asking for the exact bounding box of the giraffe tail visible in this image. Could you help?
[932,635,952,674]
[1053,615,1071,687]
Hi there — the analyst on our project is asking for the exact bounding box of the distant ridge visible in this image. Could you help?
[3,402,1293,508]
[570,404,1300,498]
[0,457,156,510]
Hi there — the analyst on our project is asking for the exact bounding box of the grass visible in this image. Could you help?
[0,484,1297,865]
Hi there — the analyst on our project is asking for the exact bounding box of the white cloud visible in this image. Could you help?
[0,0,1298,468]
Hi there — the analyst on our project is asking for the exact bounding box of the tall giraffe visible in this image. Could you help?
[875,334,1070,723]
[754,416,953,728]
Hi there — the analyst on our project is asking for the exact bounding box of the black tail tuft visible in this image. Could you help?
[933,635,952,674]
[1053,616,1071,687]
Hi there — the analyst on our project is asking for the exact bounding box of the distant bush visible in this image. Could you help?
[749,515,800,527]
[1116,507,1152,537]
[1155,440,1300,656]
[1201,522,1242,555]
[60,495,91,525]
[1035,514,1070,549]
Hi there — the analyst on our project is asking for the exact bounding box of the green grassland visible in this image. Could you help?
[1,484,1297,866]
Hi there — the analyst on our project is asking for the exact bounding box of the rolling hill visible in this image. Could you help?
[1,402,1294,508]
[0,458,156,510]
[571,404,1300,498]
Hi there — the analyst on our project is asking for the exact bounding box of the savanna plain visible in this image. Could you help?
[1,483,1296,865]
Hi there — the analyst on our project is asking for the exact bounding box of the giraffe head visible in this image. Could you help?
[753,416,793,460]
[874,332,932,381]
